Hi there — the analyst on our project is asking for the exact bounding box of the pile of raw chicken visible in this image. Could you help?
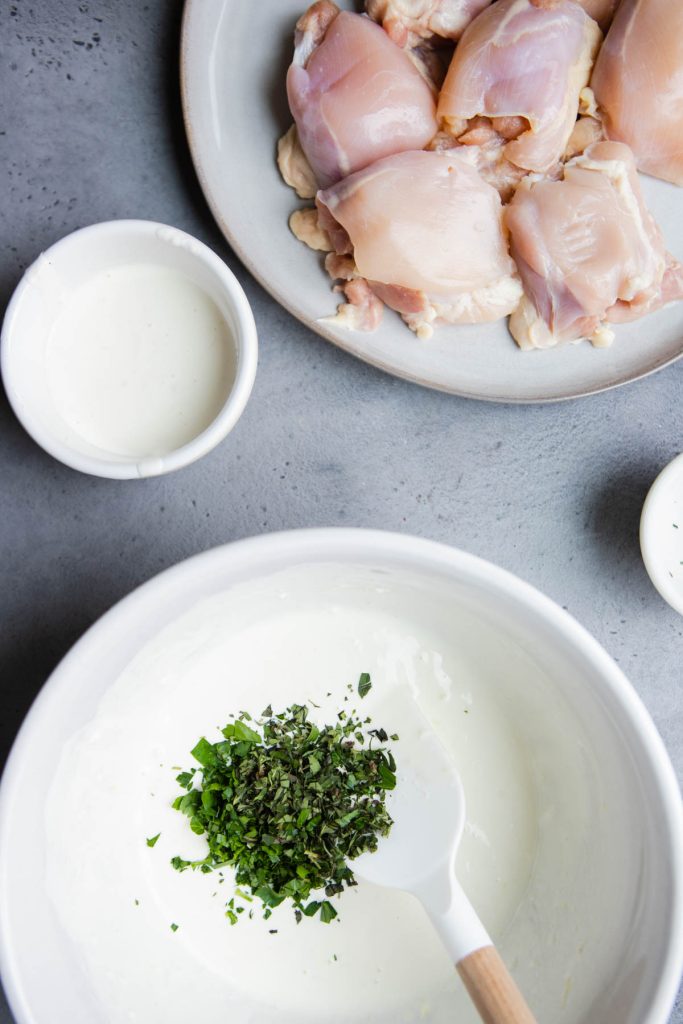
[277,0,683,350]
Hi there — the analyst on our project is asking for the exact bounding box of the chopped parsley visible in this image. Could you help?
[170,676,396,924]
[357,672,372,698]
[146,833,160,848]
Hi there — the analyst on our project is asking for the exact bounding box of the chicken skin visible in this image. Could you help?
[365,0,491,46]
[505,141,683,349]
[574,0,619,31]
[317,149,522,337]
[437,0,601,174]
[285,2,437,189]
[591,0,683,187]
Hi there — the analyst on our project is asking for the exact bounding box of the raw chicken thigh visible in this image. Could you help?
[574,0,619,31]
[317,149,522,337]
[590,0,683,187]
[365,0,491,47]
[437,0,601,173]
[285,2,437,189]
[505,142,683,349]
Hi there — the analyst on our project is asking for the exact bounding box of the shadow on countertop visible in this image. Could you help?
[586,460,662,570]
[0,586,115,775]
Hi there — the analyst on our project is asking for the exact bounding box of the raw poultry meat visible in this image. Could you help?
[590,0,683,187]
[505,141,683,349]
[437,0,602,173]
[428,125,534,202]
[285,2,437,189]
[277,125,318,199]
[574,0,619,31]
[316,149,522,337]
[365,0,491,47]
[563,115,603,161]
[288,208,331,251]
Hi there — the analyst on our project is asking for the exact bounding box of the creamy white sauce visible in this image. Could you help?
[45,568,636,1023]
[45,264,236,457]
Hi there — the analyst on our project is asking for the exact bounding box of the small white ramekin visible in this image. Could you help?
[0,220,258,479]
[640,452,683,616]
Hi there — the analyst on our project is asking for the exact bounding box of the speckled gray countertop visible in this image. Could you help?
[0,1,681,1021]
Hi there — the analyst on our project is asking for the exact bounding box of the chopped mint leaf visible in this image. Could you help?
[170,692,397,927]
[357,672,372,698]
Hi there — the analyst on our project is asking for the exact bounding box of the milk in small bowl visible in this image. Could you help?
[1,220,257,478]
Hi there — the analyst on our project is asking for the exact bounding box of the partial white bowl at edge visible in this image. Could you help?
[641,452,683,615]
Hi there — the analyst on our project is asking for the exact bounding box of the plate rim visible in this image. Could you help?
[179,0,683,404]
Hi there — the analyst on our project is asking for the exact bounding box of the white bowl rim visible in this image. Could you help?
[0,219,258,480]
[640,452,683,616]
[1,527,681,1023]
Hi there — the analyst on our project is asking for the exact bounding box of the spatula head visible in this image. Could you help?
[352,689,465,893]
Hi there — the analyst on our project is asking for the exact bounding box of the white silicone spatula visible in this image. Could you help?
[353,693,537,1024]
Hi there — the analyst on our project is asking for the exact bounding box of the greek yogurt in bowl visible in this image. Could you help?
[1,530,681,1024]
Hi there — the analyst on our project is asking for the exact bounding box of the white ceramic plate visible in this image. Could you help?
[1,530,682,1024]
[180,0,683,403]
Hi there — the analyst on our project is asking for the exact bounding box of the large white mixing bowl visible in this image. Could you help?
[0,530,681,1024]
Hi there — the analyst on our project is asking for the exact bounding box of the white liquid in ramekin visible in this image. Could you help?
[46,264,236,457]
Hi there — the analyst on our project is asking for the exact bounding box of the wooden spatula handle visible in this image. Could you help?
[457,946,537,1024]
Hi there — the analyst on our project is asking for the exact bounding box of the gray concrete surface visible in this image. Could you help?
[0,0,681,1020]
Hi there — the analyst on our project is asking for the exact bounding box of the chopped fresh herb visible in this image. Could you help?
[176,770,195,789]
[191,736,218,767]
[358,672,372,699]
[170,923,179,932]
[146,833,161,848]
[319,900,338,923]
[171,690,396,925]
[378,761,397,790]
[134,899,140,906]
